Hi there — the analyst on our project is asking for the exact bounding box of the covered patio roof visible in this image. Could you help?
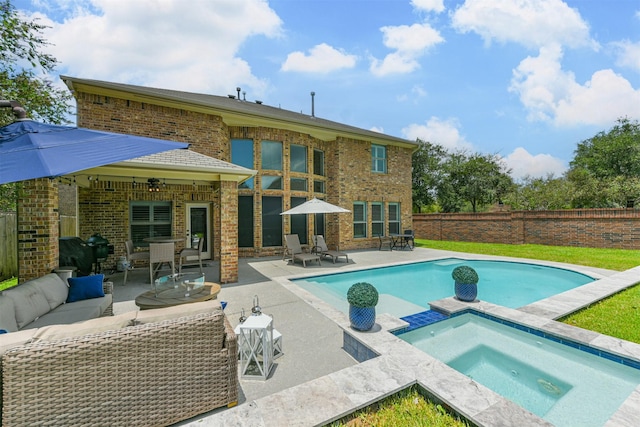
[65,149,256,187]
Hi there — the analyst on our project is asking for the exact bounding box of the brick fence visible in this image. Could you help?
[413,209,640,249]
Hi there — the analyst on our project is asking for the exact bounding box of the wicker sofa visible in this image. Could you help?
[0,299,238,426]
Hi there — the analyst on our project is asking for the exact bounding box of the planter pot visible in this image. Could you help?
[349,305,376,331]
[455,282,477,302]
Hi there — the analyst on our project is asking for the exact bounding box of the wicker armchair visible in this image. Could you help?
[1,300,237,426]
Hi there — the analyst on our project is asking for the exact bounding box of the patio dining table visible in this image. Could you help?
[390,233,414,251]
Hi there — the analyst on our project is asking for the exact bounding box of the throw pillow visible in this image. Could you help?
[66,274,105,303]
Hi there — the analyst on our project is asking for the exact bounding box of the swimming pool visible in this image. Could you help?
[399,312,640,426]
[293,258,594,318]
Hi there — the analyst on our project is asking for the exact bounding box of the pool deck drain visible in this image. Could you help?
[175,250,640,427]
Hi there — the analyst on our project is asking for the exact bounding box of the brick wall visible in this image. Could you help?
[413,209,640,249]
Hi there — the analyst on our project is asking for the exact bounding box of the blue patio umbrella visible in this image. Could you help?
[0,120,189,185]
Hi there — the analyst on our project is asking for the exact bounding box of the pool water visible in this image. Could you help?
[293,258,594,318]
[400,313,640,426]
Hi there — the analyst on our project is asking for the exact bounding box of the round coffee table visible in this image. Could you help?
[135,281,221,310]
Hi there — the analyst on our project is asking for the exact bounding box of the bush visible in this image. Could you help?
[347,282,379,307]
[452,266,478,284]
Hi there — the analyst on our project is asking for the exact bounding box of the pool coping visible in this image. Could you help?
[187,253,640,426]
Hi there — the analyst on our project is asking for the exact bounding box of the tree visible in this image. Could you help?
[411,139,447,211]
[438,151,513,212]
[503,175,573,210]
[1,0,73,212]
[568,117,640,207]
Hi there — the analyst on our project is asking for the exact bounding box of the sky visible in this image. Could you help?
[13,0,640,180]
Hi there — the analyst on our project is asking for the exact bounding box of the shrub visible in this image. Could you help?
[451,266,479,284]
[347,282,379,307]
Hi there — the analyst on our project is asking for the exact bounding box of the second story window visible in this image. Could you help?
[262,140,282,171]
[231,139,254,189]
[290,144,307,173]
[371,144,386,173]
[313,149,325,176]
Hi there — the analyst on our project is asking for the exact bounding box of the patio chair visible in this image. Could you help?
[179,235,204,274]
[313,235,348,263]
[150,242,176,284]
[123,239,150,285]
[284,234,320,267]
[377,234,393,251]
[403,229,415,250]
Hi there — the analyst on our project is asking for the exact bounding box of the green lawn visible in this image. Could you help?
[0,277,17,292]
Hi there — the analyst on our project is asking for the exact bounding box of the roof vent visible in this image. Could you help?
[228,95,236,99]
[311,91,315,117]
[236,87,241,100]
[255,100,263,104]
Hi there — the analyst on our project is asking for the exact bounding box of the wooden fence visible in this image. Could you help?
[0,214,77,281]
[0,213,17,280]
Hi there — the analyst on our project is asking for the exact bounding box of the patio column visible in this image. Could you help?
[219,179,238,283]
[17,178,59,282]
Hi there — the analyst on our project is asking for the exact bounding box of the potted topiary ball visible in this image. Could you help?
[452,265,479,302]
[347,282,379,331]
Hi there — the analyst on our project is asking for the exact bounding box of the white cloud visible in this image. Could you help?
[611,40,640,73]
[503,147,566,179]
[452,0,597,50]
[31,0,282,96]
[370,23,444,76]
[401,117,472,151]
[281,43,357,73]
[509,44,640,126]
[411,0,445,13]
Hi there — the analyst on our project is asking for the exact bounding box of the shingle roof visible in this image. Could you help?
[121,149,255,175]
[61,76,418,149]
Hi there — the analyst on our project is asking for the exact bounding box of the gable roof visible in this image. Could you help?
[61,76,418,150]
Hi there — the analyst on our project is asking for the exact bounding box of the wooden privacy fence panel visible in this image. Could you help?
[413,209,640,250]
[0,213,18,280]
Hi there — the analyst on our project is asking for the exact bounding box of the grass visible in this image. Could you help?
[414,239,640,271]
[329,239,640,426]
[327,385,469,427]
[0,277,17,291]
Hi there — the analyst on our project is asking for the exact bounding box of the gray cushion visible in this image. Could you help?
[32,273,70,309]
[3,282,52,329]
[0,295,19,332]
[26,295,113,329]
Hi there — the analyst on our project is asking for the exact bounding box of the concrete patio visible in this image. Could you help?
[106,248,640,426]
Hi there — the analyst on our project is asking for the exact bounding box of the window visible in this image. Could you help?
[261,176,282,190]
[238,196,254,247]
[130,201,172,247]
[353,202,367,238]
[262,140,282,170]
[313,180,325,193]
[290,178,307,191]
[372,202,384,237]
[372,144,387,173]
[262,196,283,247]
[231,139,254,189]
[290,144,307,173]
[290,197,308,244]
[388,203,400,235]
[314,212,325,238]
[313,149,325,176]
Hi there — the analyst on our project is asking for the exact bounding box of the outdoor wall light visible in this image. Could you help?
[148,178,161,192]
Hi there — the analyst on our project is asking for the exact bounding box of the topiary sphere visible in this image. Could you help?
[347,282,379,308]
[452,265,479,284]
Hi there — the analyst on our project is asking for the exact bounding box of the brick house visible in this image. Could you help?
[19,76,416,283]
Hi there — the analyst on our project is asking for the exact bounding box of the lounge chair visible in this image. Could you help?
[313,235,349,263]
[284,234,321,267]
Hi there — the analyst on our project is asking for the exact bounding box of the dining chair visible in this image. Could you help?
[123,240,150,285]
[179,236,204,274]
[149,242,175,284]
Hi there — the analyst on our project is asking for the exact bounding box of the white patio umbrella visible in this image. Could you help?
[280,197,350,215]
